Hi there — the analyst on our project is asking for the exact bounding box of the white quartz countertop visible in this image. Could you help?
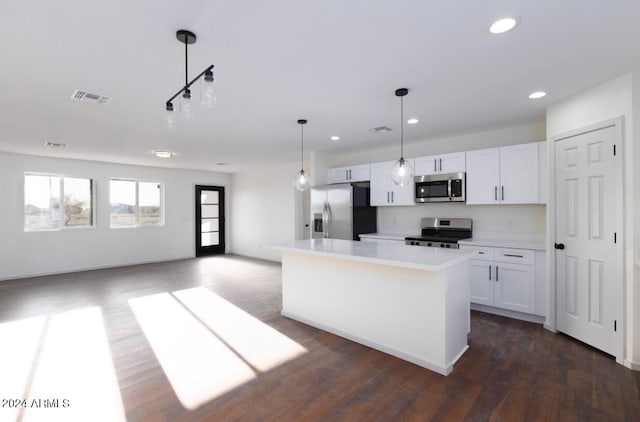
[359,233,413,241]
[458,237,545,251]
[271,238,473,271]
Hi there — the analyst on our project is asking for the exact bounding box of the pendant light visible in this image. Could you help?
[165,30,215,122]
[390,88,414,186]
[293,119,311,191]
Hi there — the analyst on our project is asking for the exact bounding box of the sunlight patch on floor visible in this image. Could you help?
[0,316,47,422]
[173,287,307,371]
[0,309,125,422]
[129,293,256,410]
[18,307,126,422]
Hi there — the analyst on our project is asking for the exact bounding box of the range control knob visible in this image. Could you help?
[427,242,432,247]
[445,244,451,248]
[440,243,445,248]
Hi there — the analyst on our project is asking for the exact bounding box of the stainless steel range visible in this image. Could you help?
[405,217,472,249]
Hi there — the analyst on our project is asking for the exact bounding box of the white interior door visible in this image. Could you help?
[554,124,622,360]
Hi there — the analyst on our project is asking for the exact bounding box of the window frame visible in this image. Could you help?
[24,172,96,232]
[109,178,164,229]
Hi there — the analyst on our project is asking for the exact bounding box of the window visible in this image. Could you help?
[110,179,163,227]
[24,174,94,231]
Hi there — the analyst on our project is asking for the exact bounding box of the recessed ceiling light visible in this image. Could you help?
[489,17,518,34]
[528,91,547,99]
[154,150,174,158]
[330,136,341,141]
[216,162,229,166]
[44,141,67,148]
[407,118,419,125]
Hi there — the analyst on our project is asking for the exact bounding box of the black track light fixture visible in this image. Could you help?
[165,29,215,123]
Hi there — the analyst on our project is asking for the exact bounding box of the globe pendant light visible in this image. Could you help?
[390,88,414,186]
[293,119,311,191]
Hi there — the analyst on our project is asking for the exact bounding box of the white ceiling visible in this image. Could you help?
[2,0,640,173]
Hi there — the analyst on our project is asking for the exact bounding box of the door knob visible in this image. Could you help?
[554,243,565,250]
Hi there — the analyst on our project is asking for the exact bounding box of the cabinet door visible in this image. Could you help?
[348,164,370,182]
[414,155,438,176]
[439,152,466,174]
[415,152,465,175]
[466,147,500,204]
[370,160,415,206]
[369,161,391,206]
[499,142,539,204]
[327,167,348,184]
[494,262,536,313]
[469,259,494,306]
[389,183,415,206]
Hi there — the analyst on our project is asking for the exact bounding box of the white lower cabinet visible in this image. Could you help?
[493,262,535,313]
[463,245,537,315]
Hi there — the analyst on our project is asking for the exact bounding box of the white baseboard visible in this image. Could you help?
[624,359,640,371]
[0,255,194,283]
[471,303,546,324]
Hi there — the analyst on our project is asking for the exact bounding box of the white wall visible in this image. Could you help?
[546,72,639,368]
[230,161,303,262]
[231,122,547,264]
[377,204,546,237]
[331,122,548,237]
[0,152,231,280]
[331,122,546,167]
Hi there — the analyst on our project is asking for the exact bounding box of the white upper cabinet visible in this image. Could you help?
[369,160,415,206]
[466,142,539,205]
[499,143,539,204]
[466,148,501,204]
[414,152,466,176]
[327,164,370,184]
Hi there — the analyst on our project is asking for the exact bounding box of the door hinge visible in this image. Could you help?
[614,232,617,243]
[614,320,617,332]
[613,144,616,156]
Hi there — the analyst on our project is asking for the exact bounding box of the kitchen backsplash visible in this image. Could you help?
[377,203,546,236]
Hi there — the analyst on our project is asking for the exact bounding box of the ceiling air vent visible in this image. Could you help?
[369,126,392,133]
[70,89,111,104]
[44,141,67,148]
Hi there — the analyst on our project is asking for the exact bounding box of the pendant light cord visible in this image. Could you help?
[184,39,189,89]
[400,95,404,159]
[300,123,304,171]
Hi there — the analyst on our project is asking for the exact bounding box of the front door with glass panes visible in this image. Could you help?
[195,185,225,256]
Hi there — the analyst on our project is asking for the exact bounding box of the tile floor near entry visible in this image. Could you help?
[0,255,638,421]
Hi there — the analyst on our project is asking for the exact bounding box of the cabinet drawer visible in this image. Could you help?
[459,245,494,261]
[494,248,534,265]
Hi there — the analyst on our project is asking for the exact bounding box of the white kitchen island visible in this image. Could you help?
[273,239,473,376]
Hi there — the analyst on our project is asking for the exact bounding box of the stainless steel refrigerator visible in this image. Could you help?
[310,182,377,240]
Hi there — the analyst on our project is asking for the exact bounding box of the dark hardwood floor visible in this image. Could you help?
[1,255,638,421]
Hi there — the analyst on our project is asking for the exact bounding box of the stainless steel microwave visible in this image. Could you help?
[414,172,466,203]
